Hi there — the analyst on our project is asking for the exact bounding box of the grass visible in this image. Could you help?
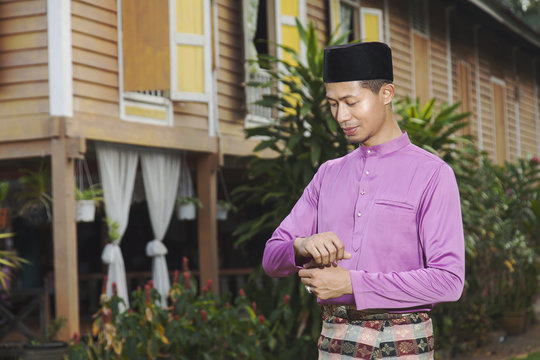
[509,351,540,360]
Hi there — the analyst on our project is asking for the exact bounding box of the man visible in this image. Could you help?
[262,42,465,359]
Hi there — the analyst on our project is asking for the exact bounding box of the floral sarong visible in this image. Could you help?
[318,305,434,359]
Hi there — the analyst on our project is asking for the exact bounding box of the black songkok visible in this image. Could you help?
[323,42,393,83]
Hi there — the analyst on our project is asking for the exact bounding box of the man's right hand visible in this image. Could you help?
[293,232,352,267]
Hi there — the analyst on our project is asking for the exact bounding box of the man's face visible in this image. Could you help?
[325,81,391,146]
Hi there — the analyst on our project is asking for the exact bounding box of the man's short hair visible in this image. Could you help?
[358,79,392,94]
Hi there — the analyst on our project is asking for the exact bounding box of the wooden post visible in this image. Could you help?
[50,117,80,340]
[196,153,220,294]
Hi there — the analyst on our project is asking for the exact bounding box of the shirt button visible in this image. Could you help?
[361,190,365,195]
[357,212,362,217]
[365,170,370,175]
[367,150,371,154]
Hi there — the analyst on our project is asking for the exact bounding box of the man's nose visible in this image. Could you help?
[336,104,351,123]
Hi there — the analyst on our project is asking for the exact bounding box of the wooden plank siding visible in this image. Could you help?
[307,0,328,46]
[71,0,119,118]
[0,0,49,120]
[388,0,413,98]
[428,2,449,104]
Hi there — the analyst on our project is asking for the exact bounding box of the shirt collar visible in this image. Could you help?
[356,131,411,158]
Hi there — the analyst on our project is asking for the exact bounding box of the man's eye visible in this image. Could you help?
[330,103,338,108]
[346,102,357,106]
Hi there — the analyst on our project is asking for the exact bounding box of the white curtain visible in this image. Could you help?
[141,150,181,308]
[177,153,194,198]
[96,142,139,312]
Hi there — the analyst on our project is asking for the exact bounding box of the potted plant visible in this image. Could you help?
[16,163,52,226]
[217,200,236,221]
[0,233,27,291]
[75,184,103,222]
[22,317,68,360]
[0,180,10,230]
[176,196,202,220]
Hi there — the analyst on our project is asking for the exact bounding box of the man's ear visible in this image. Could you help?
[381,83,395,105]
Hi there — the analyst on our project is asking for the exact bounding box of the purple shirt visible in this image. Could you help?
[262,132,465,311]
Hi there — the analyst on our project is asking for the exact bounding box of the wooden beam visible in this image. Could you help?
[0,139,51,160]
[70,112,219,153]
[196,153,219,293]
[50,117,79,341]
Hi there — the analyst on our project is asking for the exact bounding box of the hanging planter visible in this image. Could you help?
[75,184,103,223]
[76,200,96,222]
[217,200,236,221]
[176,196,202,220]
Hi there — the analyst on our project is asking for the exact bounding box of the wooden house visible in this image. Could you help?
[0,0,538,339]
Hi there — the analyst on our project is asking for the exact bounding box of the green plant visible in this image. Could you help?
[28,317,67,345]
[69,258,287,359]
[0,181,9,207]
[217,200,237,212]
[16,163,52,222]
[75,183,104,205]
[176,196,203,208]
[106,218,120,243]
[0,233,28,291]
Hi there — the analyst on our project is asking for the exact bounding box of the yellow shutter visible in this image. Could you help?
[361,8,382,42]
[173,0,210,101]
[122,0,170,92]
[278,0,304,113]
[493,80,507,165]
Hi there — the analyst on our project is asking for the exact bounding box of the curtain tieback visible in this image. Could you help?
[101,242,122,264]
[146,239,168,257]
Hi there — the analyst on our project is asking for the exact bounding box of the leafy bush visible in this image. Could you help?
[69,258,292,359]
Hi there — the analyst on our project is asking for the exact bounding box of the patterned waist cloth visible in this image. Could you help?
[319,305,434,359]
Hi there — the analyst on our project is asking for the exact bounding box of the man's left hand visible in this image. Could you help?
[298,266,352,300]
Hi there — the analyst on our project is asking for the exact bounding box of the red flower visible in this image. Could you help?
[184,272,191,290]
[239,288,245,297]
[73,332,79,345]
[258,314,265,325]
[201,309,207,322]
[174,315,180,320]
[283,294,291,306]
[173,269,180,285]
[148,280,154,289]
[137,285,141,292]
[206,278,213,291]
[251,301,257,313]
[112,282,117,296]
[225,302,230,309]
[129,309,134,314]
[202,286,208,294]
[530,156,539,166]
[182,256,189,272]
[145,284,151,304]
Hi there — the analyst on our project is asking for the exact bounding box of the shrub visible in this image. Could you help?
[69,258,292,359]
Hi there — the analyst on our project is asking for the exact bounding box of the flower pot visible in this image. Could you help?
[217,204,229,220]
[0,208,9,230]
[500,311,528,335]
[177,202,196,220]
[22,341,68,360]
[76,200,96,222]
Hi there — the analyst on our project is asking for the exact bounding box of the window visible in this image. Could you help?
[457,61,472,135]
[492,77,507,165]
[243,0,305,128]
[118,0,212,125]
[360,8,383,42]
[329,1,384,43]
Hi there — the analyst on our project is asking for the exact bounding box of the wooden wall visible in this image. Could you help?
[388,0,413,98]
[72,0,119,118]
[0,0,49,120]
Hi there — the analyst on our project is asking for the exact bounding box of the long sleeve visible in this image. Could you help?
[350,164,465,310]
[262,164,326,277]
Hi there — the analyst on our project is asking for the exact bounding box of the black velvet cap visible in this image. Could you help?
[323,42,393,83]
